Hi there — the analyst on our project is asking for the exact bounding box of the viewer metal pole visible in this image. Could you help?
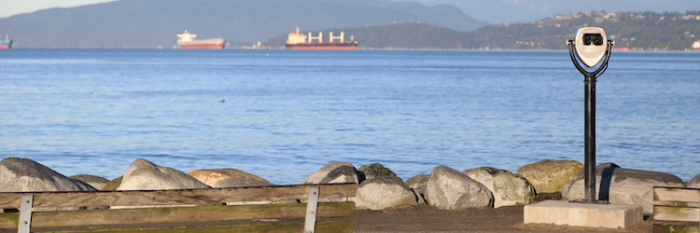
[584,73,596,202]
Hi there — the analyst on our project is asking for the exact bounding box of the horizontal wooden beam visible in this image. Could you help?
[30,221,352,233]
[0,183,357,208]
[653,206,700,222]
[653,223,699,233]
[0,202,355,229]
[654,187,700,203]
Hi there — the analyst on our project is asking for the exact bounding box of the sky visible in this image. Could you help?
[1,0,115,18]
[3,0,698,22]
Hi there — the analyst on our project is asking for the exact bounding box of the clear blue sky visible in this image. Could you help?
[1,0,115,18]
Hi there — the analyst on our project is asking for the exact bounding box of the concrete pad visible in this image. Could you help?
[524,200,643,229]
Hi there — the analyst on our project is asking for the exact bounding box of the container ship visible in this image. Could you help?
[286,27,358,50]
[177,30,225,49]
[0,35,12,49]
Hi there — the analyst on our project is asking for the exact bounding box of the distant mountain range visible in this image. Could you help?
[266,11,700,51]
[0,0,486,48]
[398,0,700,24]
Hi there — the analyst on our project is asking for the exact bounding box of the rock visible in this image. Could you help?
[414,185,427,196]
[70,174,110,190]
[0,157,97,212]
[298,161,365,184]
[215,178,275,188]
[462,167,536,208]
[688,173,700,188]
[561,167,686,214]
[405,174,429,190]
[517,160,584,193]
[117,159,210,191]
[358,163,396,180]
[0,157,96,192]
[424,165,493,209]
[353,177,417,210]
[102,176,123,191]
[412,188,426,205]
[188,169,269,187]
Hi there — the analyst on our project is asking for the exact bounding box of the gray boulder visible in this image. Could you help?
[298,161,365,184]
[117,158,210,191]
[562,167,686,215]
[215,178,275,188]
[112,159,212,209]
[358,163,396,180]
[0,157,97,212]
[70,174,110,190]
[405,174,429,190]
[462,167,536,208]
[517,160,584,193]
[353,176,418,210]
[0,157,96,192]
[424,166,493,209]
[689,173,700,188]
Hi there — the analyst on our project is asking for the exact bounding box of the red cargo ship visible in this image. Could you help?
[177,30,225,49]
[285,27,358,50]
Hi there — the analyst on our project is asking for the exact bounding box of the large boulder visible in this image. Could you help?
[358,163,396,180]
[424,166,493,209]
[70,174,110,190]
[298,162,365,184]
[462,167,536,208]
[689,173,700,188]
[517,160,584,193]
[188,169,269,187]
[117,159,210,191]
[561,166,686,214]
[0,157,96,192]
[353,176,418,210]
[0,157,97,212]
[215,178,275,188]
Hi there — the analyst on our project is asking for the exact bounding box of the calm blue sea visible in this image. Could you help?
[0,49,698,184]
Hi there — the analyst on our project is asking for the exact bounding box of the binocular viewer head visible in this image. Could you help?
[571,27,610,67]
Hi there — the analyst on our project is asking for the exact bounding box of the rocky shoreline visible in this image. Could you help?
[1,157,698,215]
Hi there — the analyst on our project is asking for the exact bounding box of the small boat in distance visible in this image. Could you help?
[692,40,700,52]
[177,30,225,49]
[285,27,358,50]
[0,35,12,49]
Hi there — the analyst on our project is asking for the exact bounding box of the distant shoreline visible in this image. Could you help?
[4,48,700,52]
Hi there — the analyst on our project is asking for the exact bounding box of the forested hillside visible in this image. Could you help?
[266,11,700,51]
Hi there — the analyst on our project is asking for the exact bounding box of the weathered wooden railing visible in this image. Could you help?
[652,186,700,233]
[0,183,357,233]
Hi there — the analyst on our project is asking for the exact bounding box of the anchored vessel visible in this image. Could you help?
[177,30,225,49]
[692,40,700,52]
[0,35,12,49]
[285,27,358,50]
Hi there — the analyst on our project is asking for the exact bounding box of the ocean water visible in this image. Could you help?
[0,49,698,184]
